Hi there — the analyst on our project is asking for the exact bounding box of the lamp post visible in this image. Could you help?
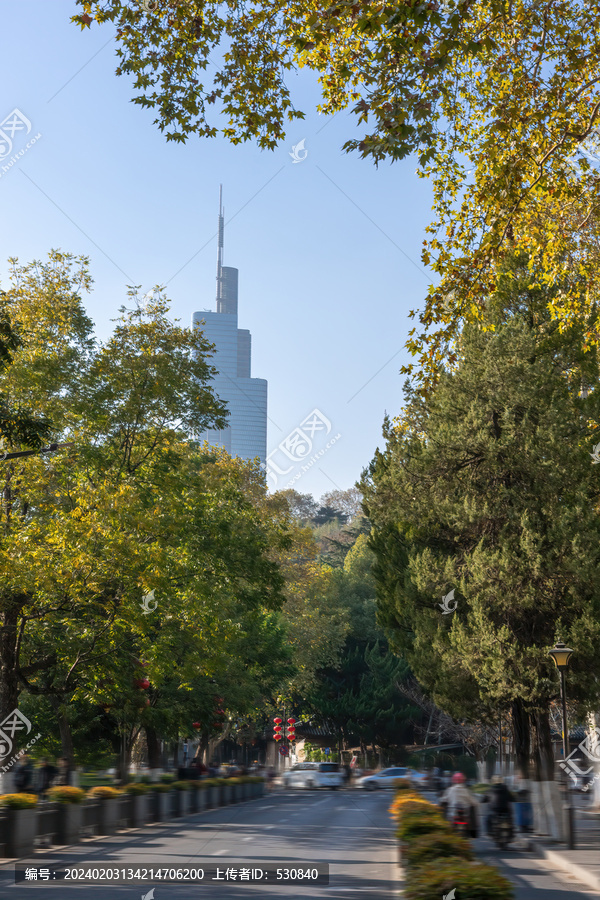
[548,640,574,849]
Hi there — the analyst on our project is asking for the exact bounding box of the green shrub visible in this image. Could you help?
[405,859,514,899]
[46,786,86,804]
[403,832,474,869]
[172,780,191,791]
[124,782,149,795]
[160,774,176,784]
[150,783,173,793]
[396,812,452,843]
[202,778,220,787]
[0,793,38,809]
[139,775,153,784]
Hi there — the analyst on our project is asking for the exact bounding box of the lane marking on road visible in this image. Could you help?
[241,837,253,841]
[211,849,228,855]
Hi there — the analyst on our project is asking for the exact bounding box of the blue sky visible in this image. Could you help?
[1,1,436,500]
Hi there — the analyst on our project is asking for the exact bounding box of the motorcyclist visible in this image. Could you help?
[440,772,478,837]
[481,775,515,835]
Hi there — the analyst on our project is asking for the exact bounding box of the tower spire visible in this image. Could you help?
[216,184,224,305]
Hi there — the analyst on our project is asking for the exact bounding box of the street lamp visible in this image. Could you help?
[548,640,575,849]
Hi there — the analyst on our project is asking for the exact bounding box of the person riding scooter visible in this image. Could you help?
[481,775,515,837]
[440,772,478,838]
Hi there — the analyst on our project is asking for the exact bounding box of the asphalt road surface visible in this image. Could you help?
[1,788,599,898]
[0,789,399,898]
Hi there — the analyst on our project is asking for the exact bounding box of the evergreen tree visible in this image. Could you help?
[363,258,600,778]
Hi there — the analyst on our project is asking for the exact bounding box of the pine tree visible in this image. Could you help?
[363,258,600,778]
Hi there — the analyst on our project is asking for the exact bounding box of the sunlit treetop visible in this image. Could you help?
[75,0,600,387]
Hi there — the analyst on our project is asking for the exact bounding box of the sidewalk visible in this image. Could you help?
[532,806,600,893]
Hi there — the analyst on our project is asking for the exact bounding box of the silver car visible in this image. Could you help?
[357,766,412,790]
[283,761,343,790]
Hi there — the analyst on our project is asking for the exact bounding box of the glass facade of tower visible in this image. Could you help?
[193,212,268,463]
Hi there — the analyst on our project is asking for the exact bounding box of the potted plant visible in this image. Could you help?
[186,780,207,814]
[202,778,221,809]
[46,786,85,845]
[149,783,173,821]
[247,775,265,799]
[171,780,192,816]
[86,786,123,835]
[218,777,232,805]
[123,782,149,828]
[0,793,38,857]
[227,777,244,803]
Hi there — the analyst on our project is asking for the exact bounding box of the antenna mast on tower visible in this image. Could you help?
[216,184,224,305]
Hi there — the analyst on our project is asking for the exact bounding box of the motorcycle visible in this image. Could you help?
[451,805,471,839]
[490,810,513,849]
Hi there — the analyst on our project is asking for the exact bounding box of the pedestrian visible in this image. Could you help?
[54,757,72,786]
[191,753,207,778]
[35,758,57,797]
[514,775,533,833]
[14,753,34,793]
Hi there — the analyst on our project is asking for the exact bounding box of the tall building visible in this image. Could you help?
[193,188,268,463]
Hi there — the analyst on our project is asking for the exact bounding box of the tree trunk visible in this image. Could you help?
[0,605,20,725]
[532,709,554,781]
[511,698,530,779]
[145,726,161,769]
[49,697,75,761]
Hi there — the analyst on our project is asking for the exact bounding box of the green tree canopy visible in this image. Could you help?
[363,257,600,776]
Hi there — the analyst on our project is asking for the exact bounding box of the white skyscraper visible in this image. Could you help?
[193,188,268,463]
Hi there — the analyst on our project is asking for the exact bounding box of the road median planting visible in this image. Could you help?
[390,787,514,900]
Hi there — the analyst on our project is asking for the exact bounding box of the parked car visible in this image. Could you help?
[282,761,344,790]
[356,766,417,790]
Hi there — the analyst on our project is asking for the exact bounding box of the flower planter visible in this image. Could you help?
[124,794,148,828]
[208,785,220,809]
[221,784,232,805]
[97,798,121,835]
[6,808,37,857]
[173,790,191,817]
[196,788,207,812]
[232,783,243,803]
[56,802,83,845]
[151,790,172,822]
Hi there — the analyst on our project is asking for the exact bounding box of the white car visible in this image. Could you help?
[282,761,344,790]
[357,766,415,790]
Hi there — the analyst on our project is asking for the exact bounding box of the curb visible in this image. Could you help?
[539,846,600,893]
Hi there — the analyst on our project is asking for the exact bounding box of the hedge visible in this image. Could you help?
[404,858,514,899]
[403,831,474,869]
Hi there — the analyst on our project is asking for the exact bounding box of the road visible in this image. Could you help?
[0,788,399,898]
[0,788,598,897]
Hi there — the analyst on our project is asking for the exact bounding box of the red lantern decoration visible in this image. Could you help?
[273,717,282,724]
[215,708,226,717]
[287,728,296,738]
[273,734,282,741]
[287,717,296,724]
[274,725,282,733]
[192,722,202,730]
[134,678,150,690]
